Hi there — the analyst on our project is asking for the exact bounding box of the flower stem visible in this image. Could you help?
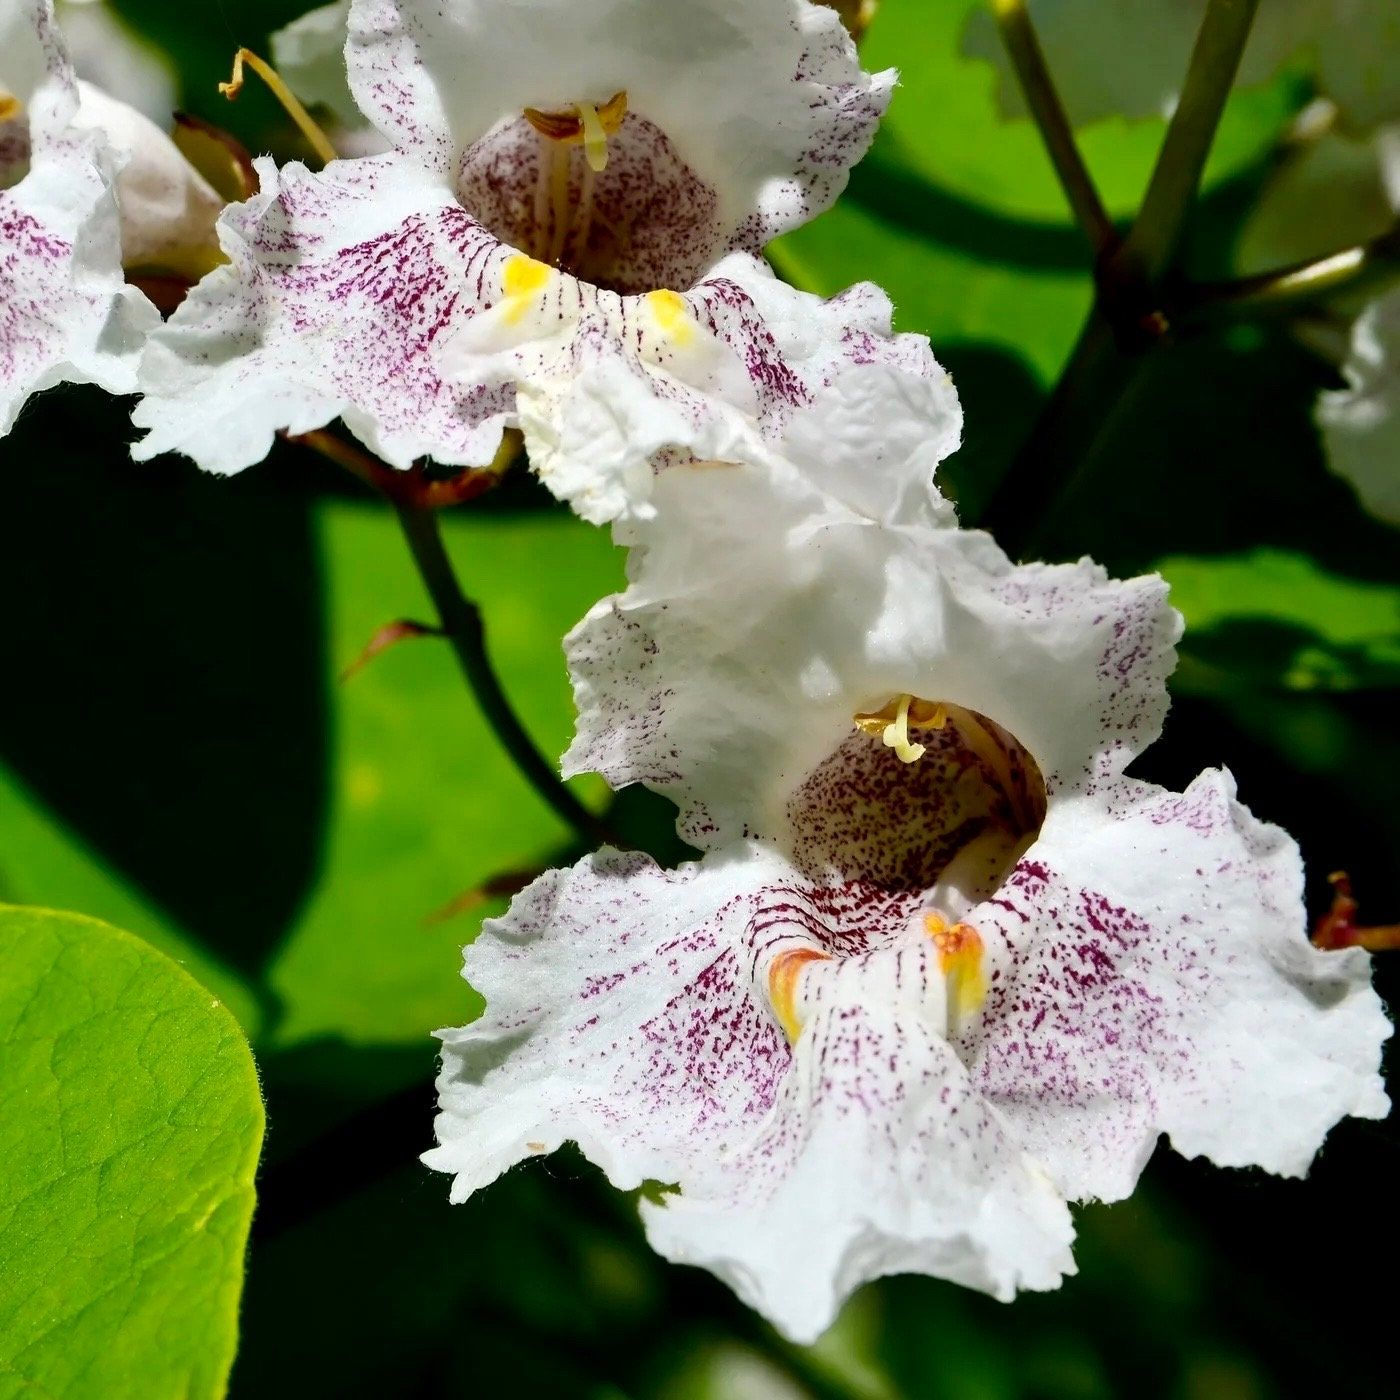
[1115,0,1260,286]
[1179,223,1400,321]
[991,0,1115,255]
[975,309,1141,558]
[393,501,616,850]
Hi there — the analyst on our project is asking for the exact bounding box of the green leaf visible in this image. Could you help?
[0,904,263,1399]
[1158,548,1400,693]
[259,496,622,1054]
[864,0,1298,222]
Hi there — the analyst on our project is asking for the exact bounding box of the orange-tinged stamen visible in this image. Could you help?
[924,912,988,1020]
[1312,872,1400,952]
[0,90,22,123]
[767,947,830,1044]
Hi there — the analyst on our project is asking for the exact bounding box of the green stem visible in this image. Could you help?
[1179,223,1400,321]
[1117,0,1260,286]
[974,309,1143,559]
[393,500,615,850]
[991,0,1115,254]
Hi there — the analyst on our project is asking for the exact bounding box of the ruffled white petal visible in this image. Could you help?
[57,0,177,126]
[427,840,1076,1342]
[71,80,223,272]
[1317,286,1400,526]
[425,847,793,1199]
[566,470,1179,849]
[131,153,512,473]
[347,0,890,249]
[1,138,154,430]
[442,250,955,526]
[643,941,1074,1344]
[966,770,1390,1203]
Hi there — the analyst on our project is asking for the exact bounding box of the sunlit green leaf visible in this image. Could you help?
[0,904,263,1399]
[1159,548,1400,692]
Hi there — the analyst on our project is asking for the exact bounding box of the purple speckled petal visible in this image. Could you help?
[346,0,891,251]
[566,486,1180,851]
[442,250,957,525]
[425,846,793,1201]
[965,769,1390,1203]
[643,949,1075,1343]
[1,0,156,433]
[426,839,1076,1342]
[132,153,514,473]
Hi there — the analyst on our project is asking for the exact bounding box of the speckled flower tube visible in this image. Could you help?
[128,0,957,525]
[425,458,1391,1342]
[1,0,157,435]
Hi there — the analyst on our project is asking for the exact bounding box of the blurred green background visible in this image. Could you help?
[3,1,1397,1395]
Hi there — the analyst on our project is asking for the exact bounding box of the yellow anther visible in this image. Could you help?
[576,101,610,173]
[0,89,22,123]
[768,947,830,1045]
[881,693,925,764]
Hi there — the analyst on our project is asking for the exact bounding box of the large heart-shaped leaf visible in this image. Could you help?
[0,904,263,1399]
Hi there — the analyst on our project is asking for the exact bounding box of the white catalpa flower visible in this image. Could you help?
[1319,287,1400,526]
[128,0,950,526]
[1,0,157,435]
[425,462,1390,1342]
[1241,121,1400,526]
[963,0,1399,133]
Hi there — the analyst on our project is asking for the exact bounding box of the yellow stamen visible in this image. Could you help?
[220,48,338,167]
[575,101,610,173]
[546,140,571,267]
[768,947,829,1044]
[0,90,22,123]
[881,693,925,764]
[924,913,988,1025]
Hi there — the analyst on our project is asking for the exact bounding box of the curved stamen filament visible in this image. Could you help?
[881,693,927,764]
[219,48,337,167]
[576,101,610,173]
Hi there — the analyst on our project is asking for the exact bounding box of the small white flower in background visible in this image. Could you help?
[1,0,158,435]
[56,0,175,127]
[1239,116,1400,527]
[963,0,1400,133]
[129,0,955,526]
[1319,288,1400,526]
[424,460,1390,1342]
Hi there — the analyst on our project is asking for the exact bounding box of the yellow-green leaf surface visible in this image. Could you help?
[0,905,263,1400]
[1159,549,1400,692]
[259,499,622,1051]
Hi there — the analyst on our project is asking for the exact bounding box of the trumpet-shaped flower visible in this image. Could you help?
[426,463,1390,1342]
[1,0,158,435]
[964,0,1399,133]
[128,0,950,525]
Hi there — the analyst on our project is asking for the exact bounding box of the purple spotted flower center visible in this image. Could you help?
[785,697,1048,904]
[457,100,721,295]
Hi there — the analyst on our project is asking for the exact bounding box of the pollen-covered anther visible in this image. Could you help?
[767,946,831,1045]
[523,90,628,171]
[0,88,22,122]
